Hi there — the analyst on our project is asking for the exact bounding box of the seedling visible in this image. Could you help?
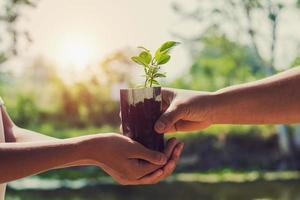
[131,41,180,87]
[120,41,180,152]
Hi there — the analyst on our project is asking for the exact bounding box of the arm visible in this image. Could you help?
[0,106,183,185]
[213,66,300,124]
[1,105,88,168]
[154,67,300,133]
[0,135,93,183]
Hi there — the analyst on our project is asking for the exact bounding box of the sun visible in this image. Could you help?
[54,34,98,73]
[62,40,90,69]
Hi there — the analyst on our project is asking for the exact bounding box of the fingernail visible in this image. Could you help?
[155,121,166,132]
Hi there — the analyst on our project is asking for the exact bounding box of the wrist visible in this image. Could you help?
[191,91,216,125]
[78,134,107,165]
[210,89,228,124]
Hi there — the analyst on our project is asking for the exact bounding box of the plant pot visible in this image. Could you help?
[120,87,164,152]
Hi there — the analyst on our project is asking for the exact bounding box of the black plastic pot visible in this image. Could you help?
[120,87,164,152]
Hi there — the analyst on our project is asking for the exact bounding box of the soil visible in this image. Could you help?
[120,91,164,152]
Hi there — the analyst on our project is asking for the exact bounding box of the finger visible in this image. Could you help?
[172,142,184,163]
[155,103,183,133]
[119,124,123,133]
[144,142,184,184]
[136,169,164,185]
[132,143,167,165]
[165,120,211,133]
[161,142,184,178]
[164,138,180,159]
[1,105,14,128]
[161,89,174,111]
[161,88,175,104]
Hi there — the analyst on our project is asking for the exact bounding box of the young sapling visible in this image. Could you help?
[131,41,180,87]
[120,41,180,152]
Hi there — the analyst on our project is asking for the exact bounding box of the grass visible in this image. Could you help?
[10,170,300,191]
[172,171,300,183]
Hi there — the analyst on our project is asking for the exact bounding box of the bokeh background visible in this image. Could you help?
[1,0,300,199]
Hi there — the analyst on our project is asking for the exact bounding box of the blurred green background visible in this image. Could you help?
[1,0,300,199]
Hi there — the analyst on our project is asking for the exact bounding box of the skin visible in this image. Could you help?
[0,105,184,185]
[154,66,300,133]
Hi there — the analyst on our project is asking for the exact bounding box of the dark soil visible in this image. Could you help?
[120,92,164,152]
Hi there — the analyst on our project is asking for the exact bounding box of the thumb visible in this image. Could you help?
[155,103,183,133]
[134,144,167,165]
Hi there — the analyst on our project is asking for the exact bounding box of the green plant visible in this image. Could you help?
[131,41,180,87]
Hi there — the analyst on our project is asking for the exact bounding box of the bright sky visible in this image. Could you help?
[3,0,300,82]
[18,0,192,81]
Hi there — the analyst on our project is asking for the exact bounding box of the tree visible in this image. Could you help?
[172,0,300,73]
[172,0,300,156]
[171,31,263,91]
[0,0,37,65]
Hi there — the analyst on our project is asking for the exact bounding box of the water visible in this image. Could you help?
[6,180,300,200]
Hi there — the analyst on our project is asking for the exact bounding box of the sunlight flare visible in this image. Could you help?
[56,35,96,71]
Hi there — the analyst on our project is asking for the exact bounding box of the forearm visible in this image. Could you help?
[211,67,300,124]
[13,127,59,143]
[0,135,97,183]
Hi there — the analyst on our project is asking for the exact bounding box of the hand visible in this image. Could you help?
[1,104,17,142]
[154,88,214,133]
[99,138,184,185]
[85,133,181,182]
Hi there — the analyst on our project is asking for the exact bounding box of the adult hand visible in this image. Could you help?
[99,137,184,185]
[155,88,214,133]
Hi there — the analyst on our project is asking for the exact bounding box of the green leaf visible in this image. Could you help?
[131,56,149,67]
[154,73,166,78]
[131,56,144,66]
[160,41,180,52]
[132,41,179,87]
[150,79,160,86]
[155,41,179,63]
[157,54,171,65]
[154,51,162,63]
[139,51,152,65]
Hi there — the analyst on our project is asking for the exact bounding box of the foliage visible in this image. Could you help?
[291,56,300,67]
[0,0,37,65]
[5,71,120,131]
[172,0,299,75]
[170,33,263,91]
[131,41,180,87]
